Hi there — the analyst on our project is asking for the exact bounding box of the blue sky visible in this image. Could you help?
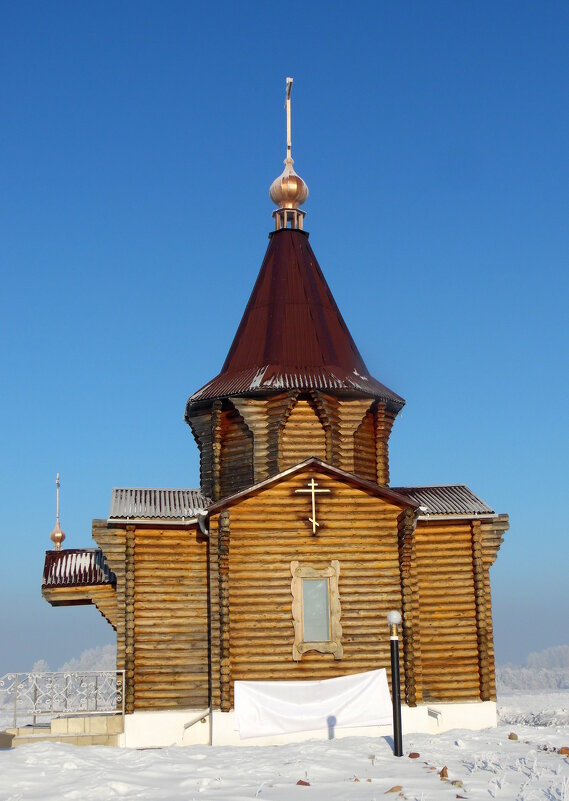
[1,1,568,672]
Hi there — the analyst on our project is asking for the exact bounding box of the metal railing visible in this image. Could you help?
[0,670,125,729]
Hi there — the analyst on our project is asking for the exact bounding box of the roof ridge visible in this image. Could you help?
[392,483,469,490]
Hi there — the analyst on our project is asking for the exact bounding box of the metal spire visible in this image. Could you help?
[269,77,309,230]
[50,472,66,551]
[286,76,293,160]
[56,473,60,525]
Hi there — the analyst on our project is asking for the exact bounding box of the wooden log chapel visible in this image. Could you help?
[42,79,508,747]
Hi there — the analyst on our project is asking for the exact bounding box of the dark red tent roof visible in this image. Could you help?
[188,229,404,408]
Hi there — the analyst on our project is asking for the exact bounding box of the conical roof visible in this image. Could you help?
[188,229,404,409]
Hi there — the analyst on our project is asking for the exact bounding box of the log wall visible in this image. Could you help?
[354,409,376,482]
[280,398,328,470]
[375,403,394,486]
[219,402,254,499]
[414,520,481,702]
[132,526,209,711]
[93,521,126,670]
[480,515,509,701]
[211,467,406,709]
[89,509,506,712]
[186,405,215,500]
[231,397,273,483]
[398,509,422,706]
[326,397,374,474]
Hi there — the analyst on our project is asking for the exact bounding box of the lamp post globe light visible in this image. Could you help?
[387,610,403,757]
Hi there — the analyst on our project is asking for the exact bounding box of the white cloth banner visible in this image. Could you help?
[234,669,392,739]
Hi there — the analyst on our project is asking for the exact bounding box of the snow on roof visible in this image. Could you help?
[42,548,115,588]
[109,488,211,521]
[391,484,495,517]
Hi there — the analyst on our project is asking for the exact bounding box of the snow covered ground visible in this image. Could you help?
[1,691,568,801]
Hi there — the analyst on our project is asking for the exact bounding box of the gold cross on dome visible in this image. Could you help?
[295,478,331,535]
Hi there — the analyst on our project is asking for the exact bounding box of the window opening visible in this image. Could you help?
[290,560,343,661]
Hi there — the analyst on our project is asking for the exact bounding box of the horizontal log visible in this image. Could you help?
[422,689,481,699]
[135,675,209,686]
[413,539,474,551]
[420,637,478,649]
[134,666,208,676]
[228,650,388,664]
[134,556,205,566]
[134,629,208,639]
[134,597,206,607]
[230,544,399,557]
[229,565,400,579]
[421,649,479,660]
[420,601,478,612]
[133,570,204,579]
[420,656,481,668]
[227,605,400,623]
[229,587,398,604]
[234,488,395,505]
[135,644,208,653]
[135,628,208,639]
[135,610,208,621]
[420,618,478,629]
[416,586,476,598]
[421,666,480,678]
[132,587,208,597]
[134,698,210,707]
[230,519,400,532]
[416,565,475,576]
[416,524,472,532]
[134,690,208,700]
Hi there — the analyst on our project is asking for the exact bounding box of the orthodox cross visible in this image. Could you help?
[295,478,331,535]
[286,76,293,160]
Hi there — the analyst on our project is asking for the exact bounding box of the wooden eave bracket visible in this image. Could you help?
[42,584,117,630]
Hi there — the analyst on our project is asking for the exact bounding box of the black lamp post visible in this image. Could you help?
[387,610,403,757]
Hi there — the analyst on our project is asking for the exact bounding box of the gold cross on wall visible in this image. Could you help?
[295,477,331,535]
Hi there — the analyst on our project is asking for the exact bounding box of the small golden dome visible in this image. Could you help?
[270,156,309,210]
[50,520,66,550]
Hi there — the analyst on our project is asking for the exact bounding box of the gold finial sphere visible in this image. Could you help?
[50,520,66,551]
[270,157,309,210]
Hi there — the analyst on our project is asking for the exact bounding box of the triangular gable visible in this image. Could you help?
[206,457,419,515]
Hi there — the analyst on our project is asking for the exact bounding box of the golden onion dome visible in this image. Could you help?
[270,156,309,210]
[50,519,66,550]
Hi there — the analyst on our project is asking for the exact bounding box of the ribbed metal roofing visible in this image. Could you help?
[190,365,399,402]
[42,548,115,588]
[187,229,404,409]
[109,488,211,520]
[391,485,494,516]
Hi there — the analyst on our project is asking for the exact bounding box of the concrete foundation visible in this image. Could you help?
[5,714,122,748]
[119,701,497,748]
[4,701,497,748]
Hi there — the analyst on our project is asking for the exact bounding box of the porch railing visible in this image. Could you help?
[0,670,125,729]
